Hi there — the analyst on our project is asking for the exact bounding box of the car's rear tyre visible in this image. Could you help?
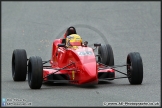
[105,44,114,66]
[98,44,114,66]
[28,56,43,89]
[127,52,143,84]
[12,49,27,81]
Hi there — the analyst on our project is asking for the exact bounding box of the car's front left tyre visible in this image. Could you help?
[127,52,143,84]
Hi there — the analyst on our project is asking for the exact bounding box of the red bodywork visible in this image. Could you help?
[43,39,115,85]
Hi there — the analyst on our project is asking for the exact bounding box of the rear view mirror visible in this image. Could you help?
[84,41,88,47]
[94,43,101,47]
[61,39,66,44]
[58,44,65,47]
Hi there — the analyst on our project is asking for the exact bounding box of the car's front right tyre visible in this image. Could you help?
[28,56,43,89]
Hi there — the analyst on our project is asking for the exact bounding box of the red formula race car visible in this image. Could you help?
[12,28,143,89]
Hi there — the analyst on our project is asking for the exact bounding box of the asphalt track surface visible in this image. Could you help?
[2,1,161,107]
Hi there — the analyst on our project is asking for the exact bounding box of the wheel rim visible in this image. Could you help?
[127,56,132,82]
[98,54,101,62]
[127,65,132,78]
[98,48,102,62]
[28,61,32,85]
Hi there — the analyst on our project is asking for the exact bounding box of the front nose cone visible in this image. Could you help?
[79,62,98,85]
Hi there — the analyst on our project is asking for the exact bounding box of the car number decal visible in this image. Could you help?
[77,51,93,56]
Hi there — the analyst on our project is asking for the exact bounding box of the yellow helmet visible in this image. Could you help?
[66,34,82,47]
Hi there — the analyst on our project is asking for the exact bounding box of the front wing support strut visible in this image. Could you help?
[43,62,75,79]
[97,62,130,79]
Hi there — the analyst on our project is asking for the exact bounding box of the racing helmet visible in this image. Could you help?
[66,34,82,47]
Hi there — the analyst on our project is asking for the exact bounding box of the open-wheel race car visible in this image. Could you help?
[12,28,143,89]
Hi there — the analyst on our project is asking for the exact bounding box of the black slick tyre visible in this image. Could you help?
[127,52,143,84]
[105,44,114,66]
[28,56,43,89]
[12,49,27,81]
[98,44,114,66]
